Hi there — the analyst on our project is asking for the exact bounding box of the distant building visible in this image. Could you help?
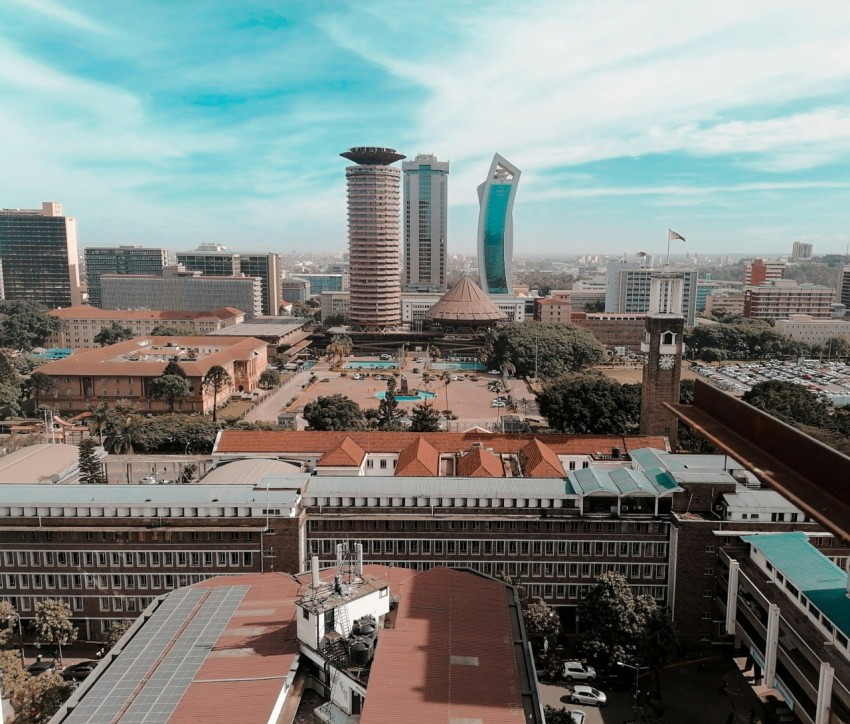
[0,201,82,308]
[477,154,520,295]
[561,286,607,311]
[605,261,698,325]
[36,335,267,414]
[572,312,646,352]
[177,246,282,316]
[534,294,572,323]
[839,265,850,310]
[744,258,786,286]
[282,277,309,304]
[791,241,813,261]
[101,266,263,317]
[774,315,850,346]
[46,305,245,348]
[704,289,745,318]
[401,291,525,325]
[744,281,836,320]
[84,246,171,308]
[298,273,348,295]
[403,153,449,292]
[320,290,350,322]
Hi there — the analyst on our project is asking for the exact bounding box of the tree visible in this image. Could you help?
[202,365,232,423]
[742,380,833,427]
[322,313,349,328]
[325,334,353,365]
[150,325,197,336]
[483,321,606,379]
[33,599,78,663]
[109,414,141,454]
[0,649,27,700]
[0,349,21,385]
[291,301,316,318]
[825,337,850,359]
[441,371,452,416]
[149,374,192,413]
[523,599,562,647]
[178,463,199,484]
[0,300,63,351]
[88,401,112,446]
[303,394,366,431]
[104,618,134,647]
[77,437,107,484]
[376,375,403,430]
[11,669,74,724]
[93,321,134,347]
[162,360,187,378]
[0,379,22,416]
[409,402,442,432]
[0,599,20,648]
[26,371,57,411]
[537,373,641,434]
[259,368,281,389]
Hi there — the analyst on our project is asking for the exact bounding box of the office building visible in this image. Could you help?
[839,265,850,309]
[477,154,520,295]
[281,277,309,304]
[402,153,449,292]
[773,315,850,346]
[791,241,814,261]
[744,258,786,286]
[35,335,267,414]
[0,201,82,308]
[320,290,350,322]
[46,305,245,348]
[571,313,647,352]
[101,266,263,317]
[743,281,836,320]
[177,246,282,316]
[605,260,698,325]
[704,289,745,318]
[298,272,348,295]
[84,246,171,308]
[341,147,404,332]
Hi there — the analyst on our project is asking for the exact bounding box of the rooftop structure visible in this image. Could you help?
[0,443,84,484]
[403,153,449,293]
[340,146,406,165]
[477,154,520,295]
[424,275,506,329]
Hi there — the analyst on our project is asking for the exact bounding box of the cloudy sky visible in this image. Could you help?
[3,0,850,258]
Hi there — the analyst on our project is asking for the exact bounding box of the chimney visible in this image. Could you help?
[311,555,320,589]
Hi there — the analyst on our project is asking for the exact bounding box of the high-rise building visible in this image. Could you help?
[744,258,785,286]
[177,246,282,316]
[403,153,449,292]
[605,260,698,325]
[341,146,404,332]
[791,241,813,261]
[0,201,82,308]
[477,154,520,295]
[839,264,850,309]
[84,246,171,307]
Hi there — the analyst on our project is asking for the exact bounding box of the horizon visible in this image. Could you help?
[3,1,850,257]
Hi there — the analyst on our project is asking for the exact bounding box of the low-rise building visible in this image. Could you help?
[46,306,245,349]
[774,315,850,346]
[35,336,267,414]
[320,290,350,322]
[571,312,647,351]
[744,281,836,320]
[705,290,746,317]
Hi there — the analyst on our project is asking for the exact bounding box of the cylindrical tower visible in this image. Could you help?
[341,147,405,332]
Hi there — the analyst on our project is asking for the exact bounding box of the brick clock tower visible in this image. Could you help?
[640,272,685,449]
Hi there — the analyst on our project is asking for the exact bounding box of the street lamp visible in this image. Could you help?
[617,660,649,701]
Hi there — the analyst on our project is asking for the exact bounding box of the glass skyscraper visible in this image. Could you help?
[476,154,520,295]
[403,154,449,293]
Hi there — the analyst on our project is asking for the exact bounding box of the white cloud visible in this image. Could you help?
[5,0,110,34]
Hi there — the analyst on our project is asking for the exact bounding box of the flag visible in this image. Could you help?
[668,229,686,242]
[636,251,647,257]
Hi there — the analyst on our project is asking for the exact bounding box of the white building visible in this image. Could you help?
[775,315,850,346]
[402,154,449,293]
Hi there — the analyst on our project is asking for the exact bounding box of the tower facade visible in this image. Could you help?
[85,246,171,307]
[0,201,82,308]
[403,154,449,293]
[839,265,850,309]
[477,154,520,295]
[341,147,404,332]
[640,272,685,449]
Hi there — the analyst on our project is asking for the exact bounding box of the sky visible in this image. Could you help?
[3,0,850,259]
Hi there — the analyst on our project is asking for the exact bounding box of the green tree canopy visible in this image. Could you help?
[259,368,281,389]
[162,360,187,377]
[523,600,562,645]
[104,618,134,647]
[0,300,63,351]
[149,374,192,413]
[684,319,797,361]
[375,375,403,430]
[33,598,78,663]
[93,321,134,346]
[150,325,198,336]
[0,380,23,416]
[537,373,641,434]
[303,394,366,431]
[26,371,57,410]
[483,321,606,378]
[742,380,834,427]
[409,402,442,432]
[202,365,232,423]
[77,437,107,484]
[11,669,74,724]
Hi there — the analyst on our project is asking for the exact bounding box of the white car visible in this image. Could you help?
[570,685,607,707]
[140,476,158,485]
[562,661,596,682]
[491,400,507,408]
[568,712,586,724]
[352,374,364,380]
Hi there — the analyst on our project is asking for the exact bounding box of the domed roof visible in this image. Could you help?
[424,276,507,323]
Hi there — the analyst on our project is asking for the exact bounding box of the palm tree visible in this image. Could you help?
[88,402,111,447]
[203,365,232,423]
[112,415,140,454]
[441,371,452,417]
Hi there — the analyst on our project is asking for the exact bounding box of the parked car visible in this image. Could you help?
[352,374,364,380]
[562,661,596,682]
[568,711,586,724]
[140,476,158,485]
[570,685,607,707]
[62,660,99,681]
[412,368,420,374]
[379,354,392,360]
[320,378,330,382]
[27,661,56,676]
[491,400,507,408]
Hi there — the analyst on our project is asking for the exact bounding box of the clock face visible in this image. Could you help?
[658,354,675,370]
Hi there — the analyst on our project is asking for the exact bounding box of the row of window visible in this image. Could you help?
[307,519,667,535]
[0,530,257,544]
[307,537,668,559]
[5,570,238,593]
[2,549,254,570]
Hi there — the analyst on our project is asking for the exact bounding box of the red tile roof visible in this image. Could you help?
[49,305,243,321]
[520,438,564,477]
[395,437,440,476]
[317,436,366,467]
[456,446,504,477]
[362,567,528,724]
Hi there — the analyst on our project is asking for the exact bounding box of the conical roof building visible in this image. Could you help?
[424,276,506,330]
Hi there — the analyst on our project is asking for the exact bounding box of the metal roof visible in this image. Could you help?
[200,458,302,485]
[568,467,682,496]
[723,490,804,511]
[304,476,574,498]
[0,443,81,484]
[0,484,299,506]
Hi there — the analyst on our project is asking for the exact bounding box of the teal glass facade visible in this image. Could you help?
[482,184,512,294]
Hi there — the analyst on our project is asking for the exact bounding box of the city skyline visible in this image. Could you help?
[3,1,850,256]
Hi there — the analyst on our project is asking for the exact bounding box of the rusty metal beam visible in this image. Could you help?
[666,380,850,543]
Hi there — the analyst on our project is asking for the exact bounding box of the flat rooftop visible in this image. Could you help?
[0,444,80,484]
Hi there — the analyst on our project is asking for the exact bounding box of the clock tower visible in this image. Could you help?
[640,271,685,449]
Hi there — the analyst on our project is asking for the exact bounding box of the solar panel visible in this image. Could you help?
[63,586,248,723]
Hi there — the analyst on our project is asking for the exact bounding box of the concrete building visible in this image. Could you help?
[534,295,572,323]
[744,281,836,320]
[101,266,263,317]
[341,147,405,332]
[572,312,647,352]
[0,201,82,308]
[402,153,449,293]
[46,305,244,349]
[320,290,350,322]
[839,265,850,310]
[791,241,814,261]
[281,277,309,304]
[560,286,607,312]
[84,246,171,308]
[177,246,282,316]
[744,258,786,286]
[477,154,520,295]
[704,289,745,318]
[605,260,698,325]
[35,335,267,414]
[774,315,850,346]
[298,273,348,295]
[206,316,313,363]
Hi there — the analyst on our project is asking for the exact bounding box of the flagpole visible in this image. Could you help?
[666,229,671,267]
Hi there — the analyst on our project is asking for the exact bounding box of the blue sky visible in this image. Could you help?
[2,0,850,258]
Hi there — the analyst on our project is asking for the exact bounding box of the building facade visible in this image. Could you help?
[744,258,786,286]
[0,201,82,308]
[320,291,350,322]
[402,153,449,293]
[774,315,850,346]
[839,265,850,310]
[743,281,836,320]
[477,154,520,295]
[341,147,404,332]
[791,242,814,262]
[46,306,244,349]
[572,313,647,351]
[282,277,309,304]
[84,246,171,308]
[299,273,349,295]
[605,261,698,326]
